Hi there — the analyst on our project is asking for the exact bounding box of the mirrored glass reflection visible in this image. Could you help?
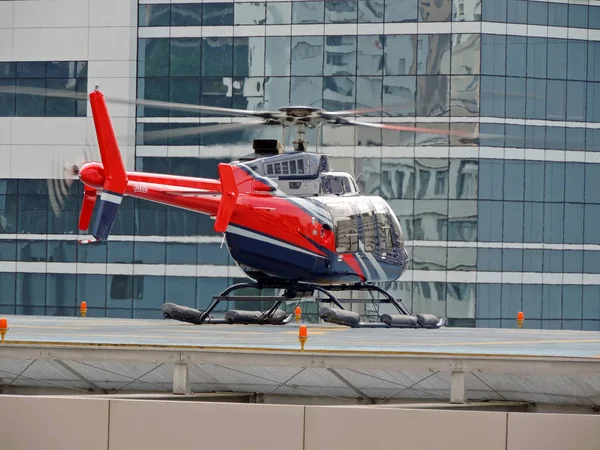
[324,35,357,76]
[291,36,324,76]
[234,37,265,77]
[290,77,323,108]
[357,36,384,76]
[358,0,384,22]
[264,76,290,109]
[325,1,358,22]
[386,0,418,22]
[447,247,476,271]
[411,282,446,318]
[447,283,476,318]
[388,199,414,239]
[356,76,382,114]
[416,76,450,116]
[417,35,451,75]
[413,200,449,240]
[266,2,291,24]
[384,35,417,75]
[383,76,416,116]
[419,0,451,21]
[451,34,480,75]
[450,75,479,116]
[354,158,381,195]
[414,122,450,146]
[452,0,481,21]
[234,2,266,25]
[379,158,416,199]
[412,246,447,270]
[292,1,324,23]
[323,76,355,112]
[265,37,291,77]
[447,201,477,241]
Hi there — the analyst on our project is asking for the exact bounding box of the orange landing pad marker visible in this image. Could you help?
[0,317,8,343]
[299,325,308,351]
[80,301,88,318]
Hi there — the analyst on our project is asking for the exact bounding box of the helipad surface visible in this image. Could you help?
[2,315,600,359]
[1,315,600,407]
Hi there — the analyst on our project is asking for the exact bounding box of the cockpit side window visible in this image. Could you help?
[328,203,359,253]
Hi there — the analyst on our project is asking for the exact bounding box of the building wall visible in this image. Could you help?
[1,0,600,329]
[1,395,600,450]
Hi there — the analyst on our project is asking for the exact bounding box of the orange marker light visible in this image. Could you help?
[517,311,524,329]
[80,301,88,318]
[294,306,302,324]
[0,317,8,343]
[298,325,308,351]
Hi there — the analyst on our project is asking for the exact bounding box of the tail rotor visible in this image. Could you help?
[47,141,98,218]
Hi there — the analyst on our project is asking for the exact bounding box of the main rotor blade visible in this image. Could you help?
[325,104,414,117]
[343,119,503,142]
[137,120,268,143]
[0,85,276,119]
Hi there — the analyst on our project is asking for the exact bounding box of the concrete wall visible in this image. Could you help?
[0,395,599,450]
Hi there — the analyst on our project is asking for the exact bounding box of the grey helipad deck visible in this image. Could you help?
[1,315,600,407]
[2,314,600,359]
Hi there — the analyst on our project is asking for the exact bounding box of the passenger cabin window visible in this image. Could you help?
[320,175,355,195]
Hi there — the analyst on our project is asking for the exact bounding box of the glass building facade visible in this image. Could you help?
[1,0,600,329]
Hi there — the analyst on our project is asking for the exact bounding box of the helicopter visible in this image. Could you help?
[4,84,488,329]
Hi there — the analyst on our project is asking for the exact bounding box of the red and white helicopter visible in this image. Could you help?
[7,84,486,329]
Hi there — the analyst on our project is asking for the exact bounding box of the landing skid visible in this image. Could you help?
[161,281,446,329]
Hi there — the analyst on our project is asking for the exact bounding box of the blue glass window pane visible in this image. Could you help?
[544,204,564,244]
[503,202,524,242]
[565,163,584,203]
[563,286,582,320]
[584,204,600,244]
[542,285,562,319]
[568,4,588,28]
[527,1,547,25]
[139,4,170,26]
[478,160,503,201]
[503,160,524,201]
[585,164,600,204]
[482,0,506,21]
[501,284,522,321]
[547,39,567,80]
[523,249,542,272]
[477,201,503,242]
[522,285,542,319]
[171,4,203,26]
[202,3,233,26]
[564,250,583,273]
[523,202,543,243]
[477,248,502,271]
[564,203,584,244]
[544,162,564,203]
[548,3,567,26]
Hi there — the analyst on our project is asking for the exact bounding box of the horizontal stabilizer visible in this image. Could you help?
[214,164,238,233]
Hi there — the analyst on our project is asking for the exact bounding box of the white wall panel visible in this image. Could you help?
[13,28,89,61]
[87,60,136,79]
[0,30,14,59]
[0,119,11,145]
[89,0,137,28]
[0,146,10,178]
[0,2,14,29]
[13,0,89,29]
[88,27,137,62]
[10,144,93,179]
[11,118,88,146]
